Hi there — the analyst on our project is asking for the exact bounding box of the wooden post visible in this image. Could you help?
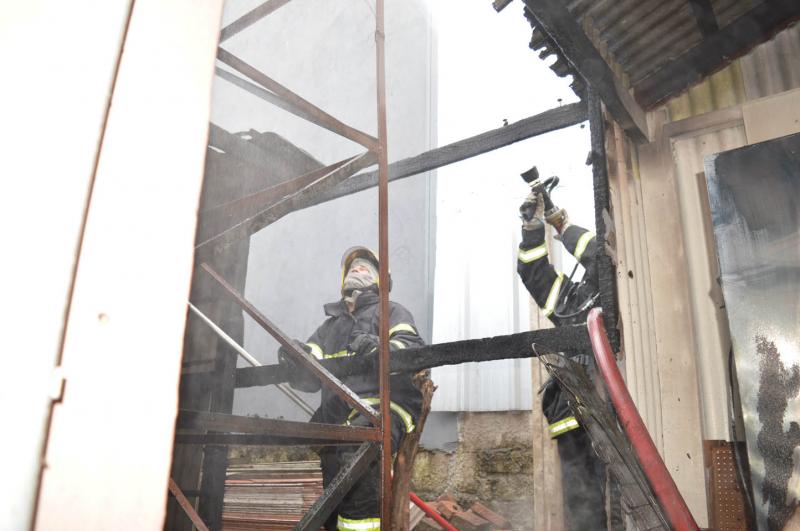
[390,372,436,530]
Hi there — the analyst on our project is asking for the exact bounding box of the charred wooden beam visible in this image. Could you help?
[588,89,620,350]
[234,324,591,388]
[523,0,648,143]
[635,0,800,109]
[688,0,719,38]
[177,410,382,442]
[315,102,587,206]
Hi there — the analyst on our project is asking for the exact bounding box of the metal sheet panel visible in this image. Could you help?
[705,132,800,530]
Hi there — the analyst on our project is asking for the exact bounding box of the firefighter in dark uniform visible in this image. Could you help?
[279,246,424,531]
[517,185,607,529]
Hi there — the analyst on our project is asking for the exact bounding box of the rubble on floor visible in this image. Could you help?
[222,461,322,530]
[413,492,515,530]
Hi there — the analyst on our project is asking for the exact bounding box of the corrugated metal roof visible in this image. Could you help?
[522,0,797,109]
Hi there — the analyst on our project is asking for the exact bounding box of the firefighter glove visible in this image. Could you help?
[349,332,379,356]
[278,341,321,393]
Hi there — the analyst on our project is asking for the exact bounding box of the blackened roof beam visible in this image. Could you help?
[234,324,592,388]
[523,0,649,143]
[688,0,719,38]
[635,0,800,109]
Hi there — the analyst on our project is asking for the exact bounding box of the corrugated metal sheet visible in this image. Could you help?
[534,0,790,108]
[666,23,800,120]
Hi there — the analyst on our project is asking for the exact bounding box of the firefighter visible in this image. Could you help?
[517,186,607,529]
[278,246,424,531]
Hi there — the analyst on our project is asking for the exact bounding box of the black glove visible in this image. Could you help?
[519,192,540,223]
[278,340,321,393]
[348,332,379,356]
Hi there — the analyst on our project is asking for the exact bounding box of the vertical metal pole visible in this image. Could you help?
[375,0,393,527]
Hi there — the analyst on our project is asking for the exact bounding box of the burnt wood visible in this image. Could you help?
[234,324,592,388]
[523,0,648,143]
[635,0,800,109]
[588,89,620,350]
[175,433,361,446]
[177,410,382,442]
[688,0,719,38]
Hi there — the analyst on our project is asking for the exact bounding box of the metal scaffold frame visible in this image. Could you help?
[173,1,608,529]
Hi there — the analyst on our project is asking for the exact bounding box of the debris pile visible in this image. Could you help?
[222,461,322,530]
[413,493,514,530]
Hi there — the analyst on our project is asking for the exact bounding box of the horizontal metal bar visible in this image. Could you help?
[177,410,382,442]
[187,302,315,416]
[199,263,381,425]
[175,433,361,446]
[234,324,591,388]
[294,442,379,531]
[217,48,379,151]
[194,151,376,262]
[219,0,292,43]
[300,102,588,208]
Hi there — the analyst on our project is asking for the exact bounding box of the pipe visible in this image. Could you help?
[587,308,699,531]
[409,492,457,531]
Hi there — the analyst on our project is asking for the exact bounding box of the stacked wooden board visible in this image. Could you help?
[222,461,323,530]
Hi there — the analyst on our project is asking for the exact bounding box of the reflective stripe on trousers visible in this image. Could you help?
[548,415,580,438]
[337,516,381,530]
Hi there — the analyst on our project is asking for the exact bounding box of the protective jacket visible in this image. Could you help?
[303,288,424,431]
[517,223,598,327]
[517,222,608,530]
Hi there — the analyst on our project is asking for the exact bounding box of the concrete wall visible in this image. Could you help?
[412,411,535,530]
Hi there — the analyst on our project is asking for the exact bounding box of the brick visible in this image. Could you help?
[450,510,491,531]
[436,492,458,504]
[437,500,463,520]
[469,501,511,528]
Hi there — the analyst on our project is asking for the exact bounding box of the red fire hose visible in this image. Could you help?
[409,492,458,531]
[587,308,699,531]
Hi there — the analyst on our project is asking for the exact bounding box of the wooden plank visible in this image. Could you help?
[33,1,225,529]
[523,0,649,142]
[634,0,800,109]
[742,87,800,144]
[637,117,710,527]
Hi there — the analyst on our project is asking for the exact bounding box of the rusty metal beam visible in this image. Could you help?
[199,262,381,425]
[194,150,376,261]
[523,0,648,142]
[175,433,362,446]
[233,324,591,388]
[294,443,379,531]
[375,0,393,525]
[168,478,210,531]
[219,0,292,43]
[177,410,382,443]
[217,48,379,151]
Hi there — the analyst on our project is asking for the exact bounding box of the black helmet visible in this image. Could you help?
[340,246,391,294]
